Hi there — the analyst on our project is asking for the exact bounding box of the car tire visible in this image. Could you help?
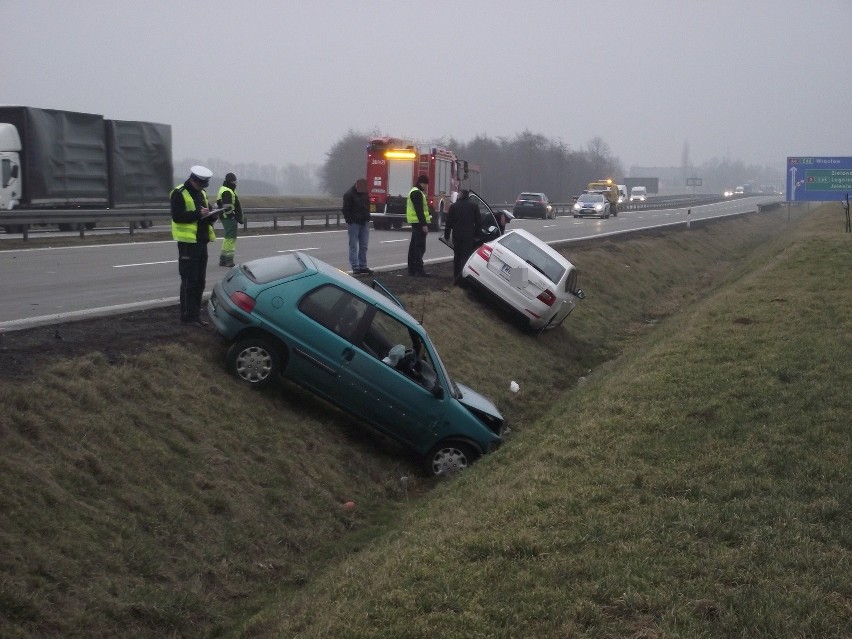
[424,440,479,477]
[226,337,282,388]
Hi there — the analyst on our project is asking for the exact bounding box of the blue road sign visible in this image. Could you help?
[787,156,852,202]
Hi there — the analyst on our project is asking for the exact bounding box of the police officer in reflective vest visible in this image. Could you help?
[406,174,432,276]
[170,165,216,326]
[216,172,243,267]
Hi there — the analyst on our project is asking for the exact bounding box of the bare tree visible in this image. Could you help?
[319,130,373,196]
[586,137,613,178]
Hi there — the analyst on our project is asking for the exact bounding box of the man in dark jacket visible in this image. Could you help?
[443,189,482,283]
[342,178,372,274]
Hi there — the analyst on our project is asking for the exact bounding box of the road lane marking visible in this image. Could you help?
[114,260,176,267]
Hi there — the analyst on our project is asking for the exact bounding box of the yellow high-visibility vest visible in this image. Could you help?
[217,185,237,217]
[406,186,431,224]
[171,185,214,242]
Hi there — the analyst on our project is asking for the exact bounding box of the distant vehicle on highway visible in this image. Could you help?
[573,193,611,218]
[629,186,648,202]
[586,179,619,215]
[0,106,171,234]
[512,192,554,219]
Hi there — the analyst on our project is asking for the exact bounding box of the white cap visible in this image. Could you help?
[189,165,213,186]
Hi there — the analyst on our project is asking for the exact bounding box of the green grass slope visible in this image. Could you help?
[1,204,848,638]
[249,206,851,638]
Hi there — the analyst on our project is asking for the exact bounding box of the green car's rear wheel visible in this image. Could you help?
[226,338,281,387]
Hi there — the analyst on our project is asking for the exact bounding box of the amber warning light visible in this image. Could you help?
[384,149,417,160]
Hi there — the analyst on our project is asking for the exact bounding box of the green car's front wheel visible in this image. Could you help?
[424,441,479,477]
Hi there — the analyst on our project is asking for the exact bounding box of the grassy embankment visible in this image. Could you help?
[1,204,849,637]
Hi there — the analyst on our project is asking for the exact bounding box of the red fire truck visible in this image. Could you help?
[366,136,480,230]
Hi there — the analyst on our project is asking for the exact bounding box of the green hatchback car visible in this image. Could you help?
[207,253,505,476]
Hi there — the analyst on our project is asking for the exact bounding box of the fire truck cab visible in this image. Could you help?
[366,137,479,230]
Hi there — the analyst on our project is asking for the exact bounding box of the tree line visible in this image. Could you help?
[177,132,783,200]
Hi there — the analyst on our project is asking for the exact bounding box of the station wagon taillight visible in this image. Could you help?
[536,289,556,306]
[475,244,493,261]
[231,291,256,313]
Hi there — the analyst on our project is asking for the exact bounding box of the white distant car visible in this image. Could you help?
[617,184,627,204]
[461,228,585,332]
[629,186,647,202]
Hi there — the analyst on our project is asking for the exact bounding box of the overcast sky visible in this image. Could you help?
[3,0,850,172]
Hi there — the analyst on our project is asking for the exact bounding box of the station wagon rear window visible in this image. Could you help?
[497,233,566,284]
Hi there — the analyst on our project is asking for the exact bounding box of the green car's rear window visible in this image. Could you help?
[241,254,306,284]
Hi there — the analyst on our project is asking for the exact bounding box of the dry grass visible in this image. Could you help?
[2,204,848,637]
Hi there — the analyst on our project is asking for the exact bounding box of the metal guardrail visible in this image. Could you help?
[554,194,732,215]
[2,206,346,240]
[485,194,731,217]
[3,195,761,240]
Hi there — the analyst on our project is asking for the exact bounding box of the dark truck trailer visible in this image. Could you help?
[105,118,172,208]
[0,106,172,232]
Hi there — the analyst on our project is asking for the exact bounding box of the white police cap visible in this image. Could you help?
[189,165,213,186]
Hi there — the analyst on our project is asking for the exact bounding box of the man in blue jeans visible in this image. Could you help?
[342,178,372,275]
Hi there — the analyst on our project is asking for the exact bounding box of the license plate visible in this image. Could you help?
[500,263,512,279]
